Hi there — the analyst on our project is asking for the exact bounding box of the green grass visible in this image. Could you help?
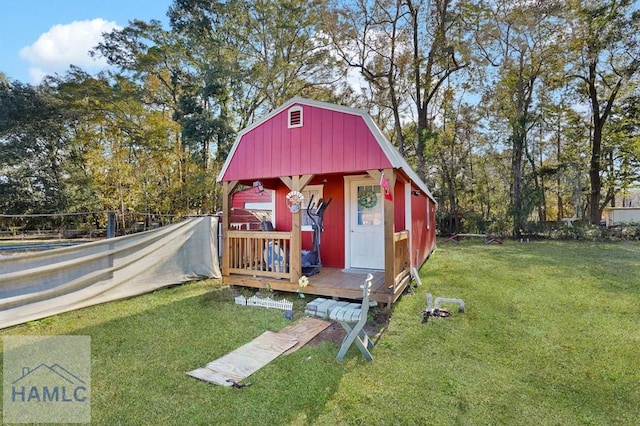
[1,240,639,425]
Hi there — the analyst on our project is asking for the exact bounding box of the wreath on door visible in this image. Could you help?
[358,188,378,209]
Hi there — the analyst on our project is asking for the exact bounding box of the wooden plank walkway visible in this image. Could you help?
[186,318,331,386]
[187,331,296,386]
[280,317,332,355]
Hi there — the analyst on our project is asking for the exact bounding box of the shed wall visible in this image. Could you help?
[604,208,640,226]
[273,175,346,269]
[222,104,393,181]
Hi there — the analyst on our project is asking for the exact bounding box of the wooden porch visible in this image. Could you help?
[222,267,393,304]
[220,169,412,307]
[221,229,412,306]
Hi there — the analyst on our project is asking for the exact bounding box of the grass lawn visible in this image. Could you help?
[1,240,639,425]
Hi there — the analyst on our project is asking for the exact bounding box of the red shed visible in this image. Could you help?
[217,98,436,305]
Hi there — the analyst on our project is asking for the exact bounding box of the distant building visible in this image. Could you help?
[602,188,640,226]
[614,188,640,207]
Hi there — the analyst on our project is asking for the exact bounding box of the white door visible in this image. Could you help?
[348,179,384,269]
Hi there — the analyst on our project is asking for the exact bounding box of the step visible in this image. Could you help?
[304,298,360,319]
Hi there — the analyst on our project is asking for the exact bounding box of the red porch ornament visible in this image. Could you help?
[286,191,304,213]
[380,173,393,201]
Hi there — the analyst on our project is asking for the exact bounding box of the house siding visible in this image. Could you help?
[222,104,393,181]
[231,188,272,209]
[272,175,346,268]
[394,180,406,232]
[411,189,435,267]
[219,97,437,295]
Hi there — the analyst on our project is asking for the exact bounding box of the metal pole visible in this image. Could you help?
[107,211,116,239]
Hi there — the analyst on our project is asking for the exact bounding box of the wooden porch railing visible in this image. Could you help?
[226,230,292,280]
[391,230,411,300]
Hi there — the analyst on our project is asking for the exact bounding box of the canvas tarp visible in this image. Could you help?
[0,216,221,329]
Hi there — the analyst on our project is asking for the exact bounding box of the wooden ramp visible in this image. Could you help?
[279,317,332,355]
[187,318,331,386]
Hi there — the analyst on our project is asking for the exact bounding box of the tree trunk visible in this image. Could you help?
[511,133,524,238]
[588,104,603,225]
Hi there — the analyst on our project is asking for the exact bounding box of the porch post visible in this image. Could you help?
[382,169,396,300]
[281,174,313,283]
[221,180,239,276]
[290,188,302,283]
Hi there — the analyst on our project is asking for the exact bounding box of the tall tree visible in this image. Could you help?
[169,0,342,128]
[474,0,564,236]
[95,19,232,213]
[566,0,640,223]
[602,94,640,207]
[406,0,469,180]
[0,81,69,215]
[430,87,478,234]
[324,0,412,154]
[49,67,186,217]
[537,92,590,221]
[324,0,469,172]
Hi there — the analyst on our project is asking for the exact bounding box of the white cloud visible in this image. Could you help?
[19,19,121,83]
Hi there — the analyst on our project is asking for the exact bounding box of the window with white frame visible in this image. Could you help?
[301,185,324,231]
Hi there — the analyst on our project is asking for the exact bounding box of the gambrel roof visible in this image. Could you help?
[217,97,434,201]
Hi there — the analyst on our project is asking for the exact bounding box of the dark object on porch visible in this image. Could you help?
[260,220,288,272]
[302,195,332,276]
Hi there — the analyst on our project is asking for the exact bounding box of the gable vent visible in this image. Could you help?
[288,106,303,128]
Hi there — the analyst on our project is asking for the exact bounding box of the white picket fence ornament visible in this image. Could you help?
[235,294,293,311]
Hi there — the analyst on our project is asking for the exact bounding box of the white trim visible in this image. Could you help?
[343,175,385,270]
[301,184,323,231]
[287,105,303,128]
[244,202,272,210]
[343,175,365,268]
[404,182,414,268]
[343,176,362,268]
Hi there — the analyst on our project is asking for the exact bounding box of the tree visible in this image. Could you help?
[428,86,478,234]
[566,0,640,223]
[95,19,232,213]
[0,81,69,215]
[169,0,342,128]
[602,94,640,206]
[537,92,590,221]
[406,0,469,181]
[323,0,413,154]
[474,0,565,237]
[324,0,469,173]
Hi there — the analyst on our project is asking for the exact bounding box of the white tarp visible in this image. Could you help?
[0,216,220,329]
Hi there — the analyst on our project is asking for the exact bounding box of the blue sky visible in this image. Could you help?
[0,0,174,84]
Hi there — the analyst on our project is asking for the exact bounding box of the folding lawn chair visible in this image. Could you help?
[329,273,375,361]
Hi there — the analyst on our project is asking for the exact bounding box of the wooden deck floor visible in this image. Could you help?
[222,267,391,304]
